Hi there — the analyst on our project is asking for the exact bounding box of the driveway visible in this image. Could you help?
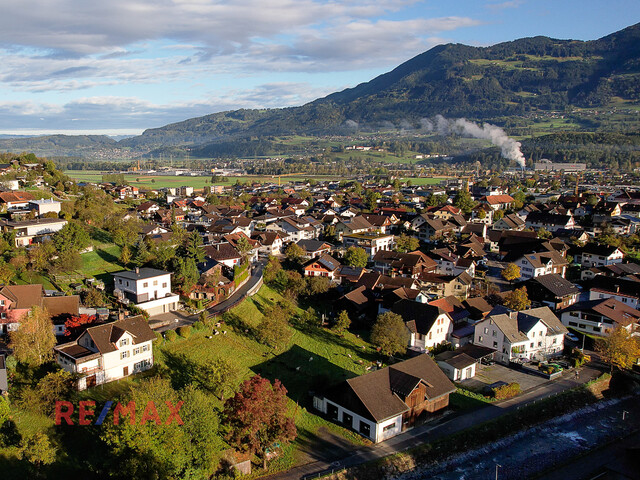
[461,363,549,392]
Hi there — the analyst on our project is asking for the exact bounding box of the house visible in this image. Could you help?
[0,284,79,335]
[313,354,455,443]
[493,213,526,231]
[54,316,155,390]
[303,254,342,281]
[473,307,567,364]
[417,218,455,242]
[204,243,242,267]
[373,250,437,278]
[251,231,285,256]
[296,239,333,259]
[112,268,179,316]
[525,212,575,232]
[0,191,35,210]
[391,299,453,352]
[343,232,394,259]
[575,244,624,267]
[480,194,514,211]
[0,353,8,394]
[335,216,373,239]
[524,274,580,311]
[514,251,568,281]
[560,298,640,337]
[136,201,161,218]
[28,199,61,217]
[3,217,67,247]
[437,343,495,374]
[589,276,640,309]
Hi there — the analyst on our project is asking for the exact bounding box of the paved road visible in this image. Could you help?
[265,365,605,480]
[149,261,263,333]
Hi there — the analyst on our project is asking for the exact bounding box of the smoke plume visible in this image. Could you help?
[428,115,526,168]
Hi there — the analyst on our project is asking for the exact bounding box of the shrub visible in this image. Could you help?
[165,330,177,342]
[492,382,521,400]
[192,321,204,331]
[177,326,192,339]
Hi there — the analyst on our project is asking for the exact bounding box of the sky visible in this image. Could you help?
[0,0,637,136]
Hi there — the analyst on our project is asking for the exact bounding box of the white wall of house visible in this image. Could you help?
[589,290,639,309]
[313,396,402,443]
[408,313,453,351]
[114,272,172,301]
[579,250,624,267]
[437,361,476,381]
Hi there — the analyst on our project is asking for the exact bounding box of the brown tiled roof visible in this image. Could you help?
[83,315,155,354]
[43,295,79,318]
[327,354,455,423]
[0,284,45,309]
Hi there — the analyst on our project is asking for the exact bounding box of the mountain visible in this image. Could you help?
[0,134,117,157]
[3,23,640,158]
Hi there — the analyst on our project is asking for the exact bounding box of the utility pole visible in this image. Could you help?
[495,464,502,480]
[623,410,629,421]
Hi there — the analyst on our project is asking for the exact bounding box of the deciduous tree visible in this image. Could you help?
[394,234,420,253]
[371,312,408,356]
[503,287,531,311]
[9,306,56,367]
[223,375,296,469]
[344,246,368,267]
[596,327,640,373]
[333,310,351,335]
[501,263,521,283]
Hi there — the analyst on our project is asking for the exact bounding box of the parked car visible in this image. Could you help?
[481,357,495,366]
[565,333,579,342]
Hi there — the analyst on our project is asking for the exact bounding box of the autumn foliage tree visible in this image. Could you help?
[503,287,531,311]
[223,375,296,469]
[64,314,98,337]
[9,306,56,367]
[596,326,640,373]
[501,263,521,283]
[371,311,409,356]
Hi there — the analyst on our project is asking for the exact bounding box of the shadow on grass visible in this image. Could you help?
[89,227,113,244]
[162,351,200,390]
[95,247,120,268]
[222,311,258,341]
[298,324,380,364]
[251,345,354,407]
[293,425,360,464]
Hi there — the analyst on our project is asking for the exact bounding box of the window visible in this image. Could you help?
[532,331,535,338]
[133,347,141,355]
[479,335,484,342]
[120,338,129,346]
[493,341,498,348]
[552,338,557,344]
[484,327,489,334]
[359,422,371,437]
[0,313,5,319]
[120,351,130,360]
[143,282,148,288]
[530,343,534,348]
[162,283,167,288]
[382,422,395,432]
[142,344,150,352]
[540,331,543,337]
[492,331,497,337]
[153,280,158,286]
[570,311,579,317]
[0,300,4,306]
[538,341,542,347]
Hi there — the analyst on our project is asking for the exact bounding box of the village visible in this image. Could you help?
[0,153,638,479]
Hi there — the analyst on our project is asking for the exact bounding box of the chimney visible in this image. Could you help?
[135,266,140,274]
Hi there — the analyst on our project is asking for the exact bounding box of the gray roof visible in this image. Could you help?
[531,274,579,297]
[112,267,170,281]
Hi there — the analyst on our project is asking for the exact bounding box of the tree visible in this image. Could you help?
[263,256,282,284]
[223,375,297,469]
[307,276,331,296]
[119,244,131,266]
[101,377,221,479]
[344,246,368,267]
[503,287,531,311]
[394,234,420,253]
[256,305,291,349]
[196,358,240,401]
[236,235,252,256]
[333,310,351,335]
[20,432,56,469]
[284,243,305,263]
[453,189,476,214]
[181,231,205,264]
[371,312,408,356]
[501,263,521,283]
[537,227,552,239]
[175,257,199,294]
[133,238,150,267]
[494,209,505,221]
[54,221,89,253]
[9,306,56,367]
[364,190,381,211]
[596,327,640,373]
[64,314,98,337]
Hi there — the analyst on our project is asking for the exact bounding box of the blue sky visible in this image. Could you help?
[0,0,636,135]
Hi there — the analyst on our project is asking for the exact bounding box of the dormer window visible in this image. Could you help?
[120,338,129,347]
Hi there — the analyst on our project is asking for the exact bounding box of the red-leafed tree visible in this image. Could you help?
[64,314,98,337]
[223,375,297,469]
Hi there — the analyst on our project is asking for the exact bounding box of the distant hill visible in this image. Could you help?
[3,22,640,158]
[0,134,117,157]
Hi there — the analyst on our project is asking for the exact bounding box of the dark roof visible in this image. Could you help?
[391,299,447,335]
[326,354,455,423]
[295,239,331,253]
[112,268,170,281]
[82,315,155,355]
[580,243,623,257]
[530,274,580,297]
[561,298,640,327]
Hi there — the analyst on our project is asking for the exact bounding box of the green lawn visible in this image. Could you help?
[153,285,374,471]
[400,177,443,185]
